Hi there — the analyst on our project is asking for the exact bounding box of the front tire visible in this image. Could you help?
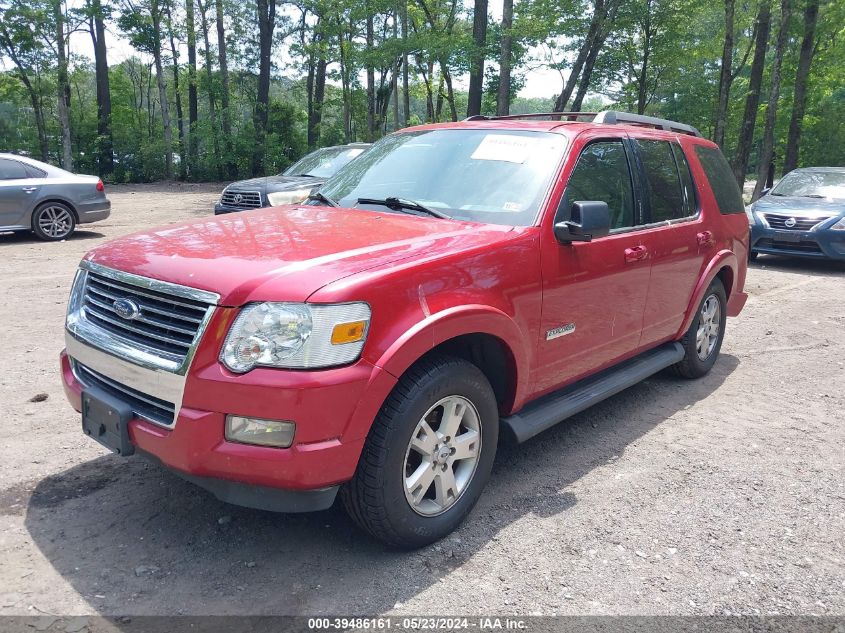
[342,356,498,548]
[671,278,727,379]
[32,202,76,241]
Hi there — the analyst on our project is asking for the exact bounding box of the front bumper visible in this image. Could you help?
[77,199,111,224]
[61,332,397,512]
[750,223,845,260]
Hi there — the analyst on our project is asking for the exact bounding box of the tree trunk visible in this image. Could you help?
[466,0,488,117]
[165,0,186,179]
[392,11,400,129]
[215,0,236,178]
[55,0,73,170]
[197,0,222,179]
[312,53,327,147]
[496,0,513,116]
[783,0,819,173]
[89,0,113,176]
[732,0,772,186]
[714,0,735,148]
[186,0,199,177]
[252,0,276,175]
[752,0,792,201]
[401,1,410,126]
[150,0,174,179]
[635,0,653,115]
[570,2,617,112]
[366,13,376,140]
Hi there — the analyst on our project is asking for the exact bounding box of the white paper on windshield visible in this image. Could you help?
[347,148,365,157]
[471,134,536,164]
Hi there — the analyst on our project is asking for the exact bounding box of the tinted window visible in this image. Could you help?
[694,145,744,214]
[636,140,685,222]
[25,164,46,178]
[560,141,635,229]
[0,159,29,180]
[671,144,698,216]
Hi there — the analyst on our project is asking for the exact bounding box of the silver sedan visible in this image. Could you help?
[0,153,111,241]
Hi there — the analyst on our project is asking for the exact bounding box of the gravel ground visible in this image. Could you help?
[0,183,843,618]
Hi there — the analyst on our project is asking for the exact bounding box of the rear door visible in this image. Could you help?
[0,158,40,228]
[535,133,652,394]
[632,135,710,346]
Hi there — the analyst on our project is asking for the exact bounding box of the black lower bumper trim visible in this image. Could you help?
[138,450,339,513]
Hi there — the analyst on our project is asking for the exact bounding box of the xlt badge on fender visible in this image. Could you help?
[546,323,576,340]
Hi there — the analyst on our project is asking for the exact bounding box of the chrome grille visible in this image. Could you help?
[73,361,176,427]
[220,189,263,209]
[762,213,832,231]
[81,270,211,366]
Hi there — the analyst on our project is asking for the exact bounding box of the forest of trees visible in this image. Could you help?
[0,0,842,187]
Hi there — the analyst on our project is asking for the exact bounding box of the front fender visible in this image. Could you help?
[675,250,738,338]
[341,305,530,442]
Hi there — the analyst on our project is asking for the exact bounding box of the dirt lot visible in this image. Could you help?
[0,183,843,618]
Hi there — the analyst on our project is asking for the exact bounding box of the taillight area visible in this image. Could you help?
[96,180,105,192]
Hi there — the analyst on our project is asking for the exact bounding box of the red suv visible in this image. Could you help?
[62,111,748,547]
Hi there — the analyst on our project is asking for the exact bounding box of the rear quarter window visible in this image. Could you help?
[694,145,744,215]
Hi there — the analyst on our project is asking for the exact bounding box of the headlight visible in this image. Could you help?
[831,217,845,231]
[266,189,313,206]
[745,205,756,225]
[220,302,371,372]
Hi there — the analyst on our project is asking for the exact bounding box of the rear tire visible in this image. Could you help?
[342,355,498,548]
[31,202,76,241]
[671,278,727,379]
[749,250,758,261]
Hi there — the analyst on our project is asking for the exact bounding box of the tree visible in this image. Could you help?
[252,0,276,175]
[85,0,113,176]
[752,0,791,200]
[732,0,772,186]
[783,0,819,173]
[466,0,487,116]
[496,0,513,115]
[215,0,236,178]
[185,0,199,175]
[54,0,73,169]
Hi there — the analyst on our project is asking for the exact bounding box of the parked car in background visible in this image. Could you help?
[214,143,370,214]
[0,153,110,241]
[748,167,845,260]
[62,112,747,548]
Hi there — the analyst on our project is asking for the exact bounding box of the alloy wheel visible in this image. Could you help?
[37,206,74,239]
[696,294,721,360]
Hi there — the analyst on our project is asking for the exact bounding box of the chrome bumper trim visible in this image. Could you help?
[66,332,186,413]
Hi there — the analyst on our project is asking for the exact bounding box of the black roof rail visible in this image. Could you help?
[593,111,702,137]
[463,110,702,137]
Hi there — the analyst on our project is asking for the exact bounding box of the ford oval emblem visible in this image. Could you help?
[113,298,141,320]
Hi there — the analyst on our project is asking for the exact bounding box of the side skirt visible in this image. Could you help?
[502,342,685,443]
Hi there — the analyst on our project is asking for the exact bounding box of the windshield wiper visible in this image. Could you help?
[803,194,825,198]
[307,191,338,207]
[357,196,451,219]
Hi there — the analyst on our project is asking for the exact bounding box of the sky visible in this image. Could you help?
[52,0,569,101]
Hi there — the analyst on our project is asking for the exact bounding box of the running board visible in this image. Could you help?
[502,342,685,443]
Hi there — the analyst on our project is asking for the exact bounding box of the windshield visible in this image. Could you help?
[771,170,845,199]
[317,129,567,226]
[283,146,366,178]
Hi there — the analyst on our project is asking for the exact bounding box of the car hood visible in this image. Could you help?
[752,195,845,217]
[225,175,324,194]
[84,205,514,306]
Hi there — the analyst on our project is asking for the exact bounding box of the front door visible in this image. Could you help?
[0,158,39,228]
[535,137,652,395]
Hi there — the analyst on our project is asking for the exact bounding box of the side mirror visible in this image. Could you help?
[761,187,771,197]
[554,201,611,243]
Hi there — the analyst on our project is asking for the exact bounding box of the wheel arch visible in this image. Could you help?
[675,250,737,338]
[33,197,80,222]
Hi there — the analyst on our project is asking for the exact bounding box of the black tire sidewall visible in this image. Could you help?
[32,202,76,241]
[378,361,498,547]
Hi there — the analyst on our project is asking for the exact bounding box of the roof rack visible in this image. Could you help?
[464,110,702,137]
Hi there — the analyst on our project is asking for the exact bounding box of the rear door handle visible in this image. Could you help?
[22,187,38,193]
[624,245,649,263]
[697,231,714,247]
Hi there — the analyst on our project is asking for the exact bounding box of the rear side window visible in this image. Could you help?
[0,159,29,180]
[694,145,744,215]
[560,141,636,230]
[25,164,46,178]
[635,140,686,222]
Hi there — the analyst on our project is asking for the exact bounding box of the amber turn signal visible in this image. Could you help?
[331,320,368,345]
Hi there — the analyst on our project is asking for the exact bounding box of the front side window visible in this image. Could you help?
[284,146,367,179]
[317,129,568,226]
[636,139,686,222]
[0,159,29,180]
[771,170,845,200]
[560,141,636,230]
